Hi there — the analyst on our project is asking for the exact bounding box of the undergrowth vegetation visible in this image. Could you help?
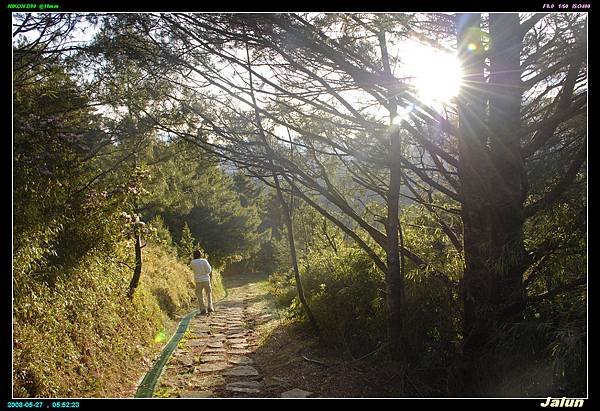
[12,12,586,399]
[13,240,223,398]
[269,201,586,397]
[270,252,463,395]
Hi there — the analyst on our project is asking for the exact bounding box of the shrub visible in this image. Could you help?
[12,241,202,397]
[271,244,461,388]
[264,203,467,395]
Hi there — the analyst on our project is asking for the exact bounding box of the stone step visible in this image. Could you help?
[225,329,246,336]
[200,354,226,363]
[179,390,213,398]
[222,365,259,377]
[227,348,251,355]
[229,343,249,349]
[226,338,247,344]
[225,332,247,338]
[228,356,254,365]
[187,339,208,347]
[193,326,211,333]
[225,381,261,394]
[196,362,230,373]
[281,388,313,398]
[204,347,227,354]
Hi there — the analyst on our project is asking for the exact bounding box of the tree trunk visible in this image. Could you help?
[244,42,320,336]
[385,128,405,360]
[457,13,527,392]
[128,188,143,299]
[128,226,143,299]
[486,13,528,322]
[275,181,321,336]
[379,29,406,361]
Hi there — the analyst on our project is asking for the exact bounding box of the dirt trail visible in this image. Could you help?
[152,272,300,398]
[151,272,396,398]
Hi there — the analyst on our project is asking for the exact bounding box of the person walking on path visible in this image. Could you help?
[191,250,214,314]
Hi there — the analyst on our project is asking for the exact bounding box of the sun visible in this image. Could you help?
[397,40,464,105]
[412,52,463,103]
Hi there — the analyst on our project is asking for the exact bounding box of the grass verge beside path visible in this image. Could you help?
[244,272,406,398]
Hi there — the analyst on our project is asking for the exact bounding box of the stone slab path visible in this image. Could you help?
[153,273,310,398]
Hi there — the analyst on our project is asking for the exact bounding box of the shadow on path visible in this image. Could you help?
[152,270,283,398]
[221,271,270,290]
[145,269,395,398]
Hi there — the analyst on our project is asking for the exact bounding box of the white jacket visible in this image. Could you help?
[190,258,212,282]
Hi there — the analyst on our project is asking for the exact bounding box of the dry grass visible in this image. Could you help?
[12,242,214,398]
[240,274,407,398]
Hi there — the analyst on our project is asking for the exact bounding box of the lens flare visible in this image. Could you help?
[398,40,464,104]
[392,103,415,125]
[154,330,167,343]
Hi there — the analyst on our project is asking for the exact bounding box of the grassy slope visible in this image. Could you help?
[13,242,224,398]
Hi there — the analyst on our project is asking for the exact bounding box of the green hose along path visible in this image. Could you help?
[134,308,198,398]
[135,285,229,398]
